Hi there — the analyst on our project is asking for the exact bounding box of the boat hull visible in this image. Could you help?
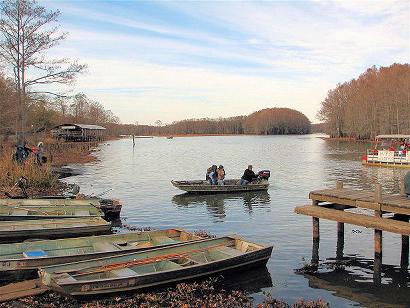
[0,218,111,244]
[362,161,410,169]
[0,229,201,275]
[39,237,273,296]
[171,180,269,194]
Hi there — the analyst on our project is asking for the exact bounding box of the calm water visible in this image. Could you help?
[64,135,409,307]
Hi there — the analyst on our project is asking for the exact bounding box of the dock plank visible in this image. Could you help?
[310,187,410,215]
[0,279,48,302]
[295,205,410,236]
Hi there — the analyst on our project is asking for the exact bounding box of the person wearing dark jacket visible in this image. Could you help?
[240,165,257,185]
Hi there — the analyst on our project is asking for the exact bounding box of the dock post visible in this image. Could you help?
[400,179,406,196]
[397,215,409,270]
[336,222,344,260]
[335,181,344,260]
[312,199,320,267]
[374,184,383,285]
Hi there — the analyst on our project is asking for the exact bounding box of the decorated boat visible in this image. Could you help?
[362,135,410,168]
[172,170,270,194]
[0,204,104,221]
[0,229,201,275]
[0,218,111,243]
[39,236,273,296]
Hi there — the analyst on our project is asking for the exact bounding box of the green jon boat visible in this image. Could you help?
[0,229,201,276]
[39,236,273,296]
[0,198,122,218]
[0,205,104,220]
[0,218,111,243]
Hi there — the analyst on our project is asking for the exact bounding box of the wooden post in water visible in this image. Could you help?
[336,181,344,260]
[312,199,320,267]
[400,179,406,196]
[374,184,382,285]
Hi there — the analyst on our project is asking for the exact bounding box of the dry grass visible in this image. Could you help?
[0,148,59,196]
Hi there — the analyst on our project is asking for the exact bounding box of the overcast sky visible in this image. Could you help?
[44,0,409,125]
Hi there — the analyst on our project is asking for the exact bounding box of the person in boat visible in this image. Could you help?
[405,171,410,199]
[208,165,218,185]
[217,165,225,185]
[240,165,258,185]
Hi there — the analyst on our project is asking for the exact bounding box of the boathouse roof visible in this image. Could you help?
[53,124,106,130]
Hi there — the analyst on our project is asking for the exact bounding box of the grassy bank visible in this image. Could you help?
[0,139,100,198]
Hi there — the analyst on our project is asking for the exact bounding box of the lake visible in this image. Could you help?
[63,134,409,307]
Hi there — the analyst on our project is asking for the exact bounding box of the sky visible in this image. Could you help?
[43,0,409,125]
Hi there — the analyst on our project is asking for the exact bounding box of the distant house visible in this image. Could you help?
[51,124,106,142]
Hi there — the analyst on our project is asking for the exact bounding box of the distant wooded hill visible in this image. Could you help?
[114,107,311,136]
[318,63,410,139]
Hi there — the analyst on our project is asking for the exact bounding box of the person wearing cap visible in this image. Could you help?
[240,165,257,185]
[217,165,226,185]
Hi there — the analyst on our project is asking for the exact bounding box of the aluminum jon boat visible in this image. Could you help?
[171,179,269,194]
[0,229,202,276]
[0,205,104,221]
[39,236,273,296]
[0,218,111,243]
[0,198,122,219]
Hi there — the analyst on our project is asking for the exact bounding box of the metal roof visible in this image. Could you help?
[74,124,106,130]
[53,123,106,130]
[376,134,410,139]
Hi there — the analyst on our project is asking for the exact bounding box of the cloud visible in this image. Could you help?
[41,0,409,124]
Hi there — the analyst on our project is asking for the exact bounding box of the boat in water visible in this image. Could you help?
[0,229,202,276]
[172,170,270,194]
[362,134,410,168]
[39,236,273,296]
[0,218,111,243]
[0,198,122,219]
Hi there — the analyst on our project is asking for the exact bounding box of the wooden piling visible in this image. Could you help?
[336,181,343,190]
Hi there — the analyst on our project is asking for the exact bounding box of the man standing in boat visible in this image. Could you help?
[240,165,258,185]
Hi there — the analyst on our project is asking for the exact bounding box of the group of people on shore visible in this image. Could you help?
[14,141,46,165]
[206,164,259,185]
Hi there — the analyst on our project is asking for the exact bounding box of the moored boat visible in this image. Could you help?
[0,218,111,243]
[362,135,410,168]
[0,204,104,221]
[0,198,122,219]
[39,236,273,296]
[0,229,202,275]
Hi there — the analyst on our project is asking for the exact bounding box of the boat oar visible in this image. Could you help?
[57,244,225,277]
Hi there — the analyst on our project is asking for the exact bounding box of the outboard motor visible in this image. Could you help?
[258,170,271,180]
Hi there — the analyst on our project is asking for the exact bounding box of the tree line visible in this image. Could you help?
[117,108,311,136]
[318,63,410,139]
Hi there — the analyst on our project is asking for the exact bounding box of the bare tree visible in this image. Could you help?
[0,0,86,137]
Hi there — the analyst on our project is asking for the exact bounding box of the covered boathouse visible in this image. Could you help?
[51,124,106,142]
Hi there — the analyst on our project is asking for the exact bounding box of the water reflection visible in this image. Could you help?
[300,256,409,307]
[172,191,271,221]
[223,265,273,294]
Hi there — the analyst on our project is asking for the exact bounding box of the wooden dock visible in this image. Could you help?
[295,181,409,284]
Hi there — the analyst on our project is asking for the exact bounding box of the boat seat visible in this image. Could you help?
[23,250,48,258]
[152,236,180,246]
[213,246,242,257]
[12,209,28,216]
[93,242,121,252]
[111,268,137,277]
[75,210,90,216]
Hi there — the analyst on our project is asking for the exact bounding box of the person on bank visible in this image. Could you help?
[217,165,225,185]
[240,165,258,185]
